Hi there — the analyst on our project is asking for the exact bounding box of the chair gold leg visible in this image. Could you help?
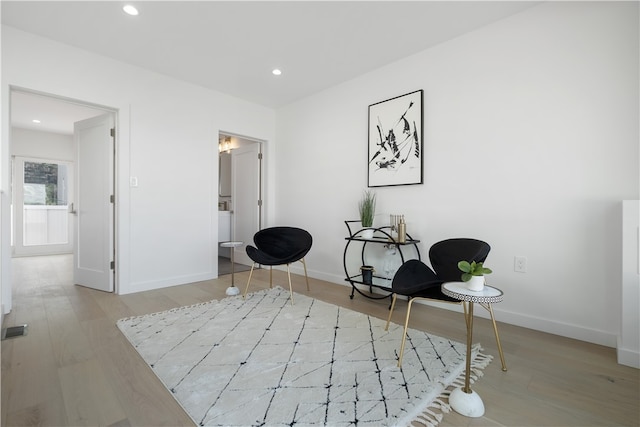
[269,266,273,288]
[286,264,294,304]
[301,258,310,291]
[398,298,415,368]
[385,294,397,331]
[486,303,508,371]
[243,263,256,299]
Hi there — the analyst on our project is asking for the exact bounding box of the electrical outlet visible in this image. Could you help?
[514,256,527,273]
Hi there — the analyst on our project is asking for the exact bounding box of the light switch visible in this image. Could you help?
[130,177,138,187]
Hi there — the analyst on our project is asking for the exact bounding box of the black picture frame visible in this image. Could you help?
[368,90,423,187]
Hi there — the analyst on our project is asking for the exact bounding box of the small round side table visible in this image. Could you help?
[441,281,504,418]
[220,241,243,296]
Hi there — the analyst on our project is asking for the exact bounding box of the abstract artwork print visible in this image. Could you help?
[368,90,423,187]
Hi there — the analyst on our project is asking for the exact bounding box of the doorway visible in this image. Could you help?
[8,89,116,296]
[12,156,74,256]
[217,132,263,275]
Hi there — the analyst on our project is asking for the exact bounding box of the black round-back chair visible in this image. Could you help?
[384,238,506,370]
[243,226,312,304]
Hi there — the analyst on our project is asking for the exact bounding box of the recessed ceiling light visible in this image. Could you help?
[123,5,139,16]
[272,69,282,76]
[32,119,41,124]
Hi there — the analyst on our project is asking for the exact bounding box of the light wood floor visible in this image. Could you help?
[2,255,638,426]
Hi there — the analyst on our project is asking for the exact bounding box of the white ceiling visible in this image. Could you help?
[11,91,109,135]
[3,1,539,134]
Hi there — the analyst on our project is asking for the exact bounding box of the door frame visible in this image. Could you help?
[6,87,119,293]
[218,131,265,269]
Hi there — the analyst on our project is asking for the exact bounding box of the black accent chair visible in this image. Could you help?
[243,227,312,304]
[385,238,507,370]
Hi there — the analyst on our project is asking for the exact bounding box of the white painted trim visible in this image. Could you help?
[619,200,640,367]
[123,272,216,295]
[617,337,640,369]
[617,350,640,369]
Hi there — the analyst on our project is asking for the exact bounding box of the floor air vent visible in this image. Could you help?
[1,324,28,340]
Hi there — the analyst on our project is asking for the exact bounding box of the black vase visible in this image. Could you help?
[360,265,374,284]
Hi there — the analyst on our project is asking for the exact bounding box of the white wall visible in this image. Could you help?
[11,127,74,160]
[275,2,639,347]
[1,26,276,308]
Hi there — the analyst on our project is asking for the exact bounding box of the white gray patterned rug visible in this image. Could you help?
[117,287,491,427]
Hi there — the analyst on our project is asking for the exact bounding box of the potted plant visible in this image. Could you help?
[358,189,376,238]
[457,260,492,291]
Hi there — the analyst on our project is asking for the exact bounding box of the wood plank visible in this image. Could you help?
[58,358,127,426]
[84,314,195,426]
[3,285,63,416]
[43,294,96,367]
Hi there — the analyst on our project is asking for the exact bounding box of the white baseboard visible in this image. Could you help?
[123,272,216,295]
[487,307,617,348]
[617,337,640,368]
[418,299,617,349]
[297,268,348,286]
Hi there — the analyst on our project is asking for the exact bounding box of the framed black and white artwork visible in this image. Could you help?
[368,90,423,187]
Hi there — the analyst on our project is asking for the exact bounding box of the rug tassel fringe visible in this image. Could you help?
[414,404,445,427]
[408,350,494,427]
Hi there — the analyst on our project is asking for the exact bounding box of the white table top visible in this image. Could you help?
[441,281,504,303]
[220,241,243,248]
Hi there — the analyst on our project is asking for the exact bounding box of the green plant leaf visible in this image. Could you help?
[358,190,376,227]
[461,272,472,282]
[458,260,471,273]
[460,260,492,276]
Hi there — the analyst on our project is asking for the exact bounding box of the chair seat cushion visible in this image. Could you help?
[246,245,289,265]
[392,259,440,294]
[410,285,460,303]
[391,259,468,303]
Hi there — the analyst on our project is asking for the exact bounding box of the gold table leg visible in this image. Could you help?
[487,303,507,371]
[448,300,485,417]
[463,301,474,393]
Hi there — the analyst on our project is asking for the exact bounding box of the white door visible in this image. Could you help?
[13,157,74,256]
[73,114,115,292]
[231,143,261,266]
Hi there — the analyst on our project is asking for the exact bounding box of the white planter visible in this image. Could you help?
[361,229,374,239]
[466,275,485,291]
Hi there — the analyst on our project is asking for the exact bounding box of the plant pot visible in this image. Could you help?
[360,265,375,284]
[466,275,485,291]
[361,229,374,239]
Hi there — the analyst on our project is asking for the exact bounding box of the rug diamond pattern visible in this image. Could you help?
[117,287,488,426]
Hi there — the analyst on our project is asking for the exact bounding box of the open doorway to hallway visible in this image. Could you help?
[7,89,116,310]
[217,132,263,276]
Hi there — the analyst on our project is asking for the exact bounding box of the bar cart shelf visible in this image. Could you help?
[343,220,421,300]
